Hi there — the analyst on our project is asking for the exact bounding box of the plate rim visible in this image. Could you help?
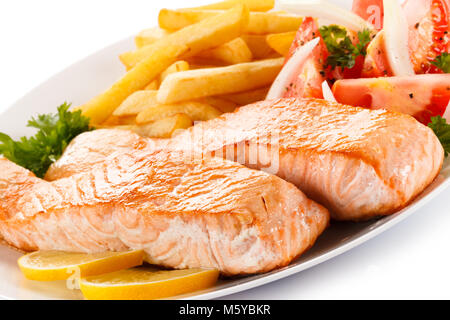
[0,32,449,301]
[181,175,450,299]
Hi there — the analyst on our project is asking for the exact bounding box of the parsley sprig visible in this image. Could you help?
[431,53,450,73]
[428,116,450,157]
[319,25,372,70]
[0,103,92,178]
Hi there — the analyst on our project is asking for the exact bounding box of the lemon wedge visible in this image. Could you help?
[18,250,144,281]
[79,267,220,300]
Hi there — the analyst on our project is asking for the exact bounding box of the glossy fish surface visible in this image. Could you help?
[0,148,329,275]
[47,98,444,220]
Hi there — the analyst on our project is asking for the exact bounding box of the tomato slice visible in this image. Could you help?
[404,0,450,74]
[281,16,370,98]
[361,0,450,76]
[285,17,329,98]
[352,0,384,30]
[281,17,329,99]
[286,17,321,61]
[361,30,392,77]
[267,38,320,100]
[332,74,450,124]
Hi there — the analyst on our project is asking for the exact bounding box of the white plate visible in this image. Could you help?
[0,4,449,300]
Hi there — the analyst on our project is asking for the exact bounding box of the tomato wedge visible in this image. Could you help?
[404,0,450,74]
[332,74,450,124]
[281,17,328,99]
[267,38,320,100]
[352,0,384,30]
[361,0,450,77]
[280,17,367,99]
[361,30,392,77]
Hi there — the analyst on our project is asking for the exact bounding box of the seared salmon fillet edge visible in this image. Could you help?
[0,149,329,275]
[46,98,445,221]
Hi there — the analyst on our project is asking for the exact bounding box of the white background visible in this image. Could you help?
[0,0,449,300]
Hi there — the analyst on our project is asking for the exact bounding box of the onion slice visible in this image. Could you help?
[277,0,375,33]
[267,37,320,100]
[383,0,415,76]
[321,80,336,102]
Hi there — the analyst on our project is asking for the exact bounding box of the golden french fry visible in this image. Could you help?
[143,61,189,89]
[134,114,193,138]
[135,27,171,48]
[113,90,159,117]
[266,31,297,56]
[186,58,227,67]
[220,87,269,105]
[241,34,278,59]
[112,114,193,138]
[157,58,283,104]
[200,97,238,113]
[246,12,303,35]
[196,38,253,64]
[188,0,274,12]
[136,101,222,124]
[160,60,190,83]
[102,115,136,126]
[145,80,159,90]
[115,92,236,118]
[158,9,303,35]
[120,5,249,70]
[158,9,208,31]
[77,44,189,124]
[190,64,223,69]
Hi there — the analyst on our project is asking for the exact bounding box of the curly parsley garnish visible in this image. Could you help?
[431,53,450,73]
[0,103,93,178]
[428,116,450,157]
[319,25,372,70]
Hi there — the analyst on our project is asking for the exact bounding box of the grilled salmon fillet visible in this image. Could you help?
[0,150,329,275]
[47,99,444,221]
[45,128,148,181]
[169,98,444,220]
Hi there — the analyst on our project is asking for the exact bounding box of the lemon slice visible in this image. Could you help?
[18,250,144,281]
[80,267,220,300]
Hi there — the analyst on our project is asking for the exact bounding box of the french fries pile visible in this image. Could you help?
[78,0,303,138]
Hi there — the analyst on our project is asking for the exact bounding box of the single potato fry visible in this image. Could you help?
[113,90,159,117]
[115,91,235,117]
[143,61,189,90]
[135,27,171,48]
[103,115,137,126]
[113,114,193,138]
[188,0,274,12]
[145,80,159,90]
[157,58,283,104]
[196,38,253,64]
[136,101,222,124]
[241,34,278,59]
[135,114,193,138]
[158,9,303,35]
[200,97,238,113]
[186,57,227,67]
[266,32,297,56]
[246,11,303,35]
[160,60,190,83]
[220,87,269,105]
[77,44,189,124]
[121,5,249,69]
[190,64,223,69]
